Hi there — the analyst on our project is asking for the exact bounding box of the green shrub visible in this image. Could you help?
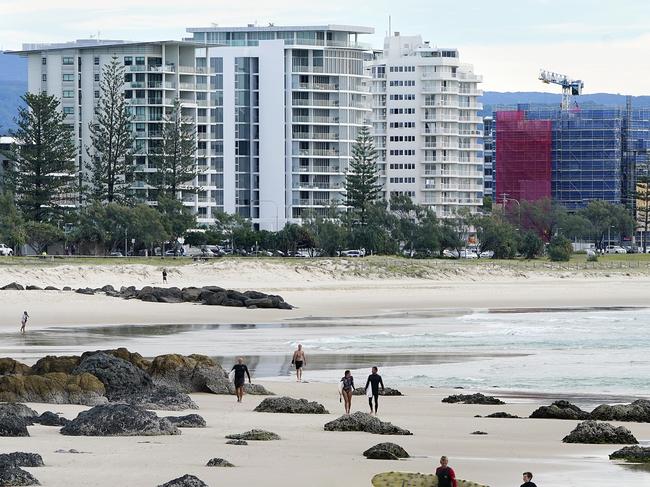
[547,235,573,261]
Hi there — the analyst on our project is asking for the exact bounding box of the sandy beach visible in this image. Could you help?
[1,259,650,486]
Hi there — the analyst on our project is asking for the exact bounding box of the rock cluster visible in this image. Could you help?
[0,372,107,406]
[0,467,41,486]
[226,439,248,446]
[590,399,650,423]
[35,411,69,426]
[363,442,409,460]
[485,412,520,419]
[206,457,235,467]
[609,445,650,463]
[0,413,30,437]
[324,412,412,435]
[562,420,638,444]
[158,475,208,487]
[165,414,206,428]
[60,404,180,436]
[352,387,403,396]
[442,393,505,405]
[225,429,280,441]
[253,396,328,414]
[530,400,590,420]
[0,452,45,468]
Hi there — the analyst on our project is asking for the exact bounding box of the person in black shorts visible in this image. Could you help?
[162,269,167,284]
[291,344,306,382]
[521,472,537,487]
[231,357,251,403]
[365,366,385,415]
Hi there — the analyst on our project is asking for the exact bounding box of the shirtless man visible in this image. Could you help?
[291,344,307,382]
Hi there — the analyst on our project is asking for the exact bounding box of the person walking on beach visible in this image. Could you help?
[339,370,355,414]
[520,472,537,487]
[435,456,457,487]
[230,357,251,403]
[20,311,29,334]
[365,366,384,415]
[162,269,167,284]
[291,344,306,382]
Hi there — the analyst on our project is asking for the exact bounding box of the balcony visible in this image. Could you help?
[292,131,339,140]
[296,149,340,157]
[293,116,339,124]
[294,82,339,91]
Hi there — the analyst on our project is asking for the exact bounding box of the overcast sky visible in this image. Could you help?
[2,0,650,94]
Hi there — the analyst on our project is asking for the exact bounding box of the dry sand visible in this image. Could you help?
[1,260,649,486]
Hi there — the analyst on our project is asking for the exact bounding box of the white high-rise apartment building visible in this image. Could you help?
[16,39,206,210]
[187,25,373,226]
[368,34,484,218]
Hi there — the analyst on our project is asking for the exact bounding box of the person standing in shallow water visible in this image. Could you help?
[340,370,354,414]
[435,456,457,487]
[231,357,251,403]
[291,344,306,382]
[521,472,537,487]
[162,269,167,284]
[365,366,384,415]
[20,311,29,334]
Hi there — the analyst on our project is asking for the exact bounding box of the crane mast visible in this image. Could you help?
[539,70,584,110]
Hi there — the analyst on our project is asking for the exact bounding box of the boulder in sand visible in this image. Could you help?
[225,429,280,441]
[253,396,328,414]
[30,355,81,375]
[0,467,41,486]
[0,372,106,406]
[0,414,29,437]
[165,414,206,428]
[0,403,38,418]
[0,358,31,376]
[353,387,403,397]
[609,445,650,463]
[371,472,487,487]
[442,393,504,405]
[324,412,412,435]
[485,412,520,419]
[36,411,69,426]
[1,282,24,290]
[226,439,248,445]
[158,475,208,487]
[529,400,590,420]
[363,442,409,460]
[0,452,45,468]
[590,399,650,423]
[60,404,180,436]
[206,457,235,467]
[562,420,638,444]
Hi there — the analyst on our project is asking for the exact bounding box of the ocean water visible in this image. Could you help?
[3,307,650,398]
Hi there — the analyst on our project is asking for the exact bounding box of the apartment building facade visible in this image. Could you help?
[367,34,484,218]
[186,24,373,224]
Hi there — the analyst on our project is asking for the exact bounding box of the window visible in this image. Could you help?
[94,90,100,99]
[41,74,47,82]
[62,74,74,81]
[124,56,133,66]
[41,57,47,65]
[135,56,145,66]
[63,107,74,115]
[62,57,74,65]
[94,56,100,65]
[94,74,100,82]
[62,90,74,98]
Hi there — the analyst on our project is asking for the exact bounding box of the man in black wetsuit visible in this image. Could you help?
[231,357,252,403]
[521,472,537,487]
[365,366,384,415]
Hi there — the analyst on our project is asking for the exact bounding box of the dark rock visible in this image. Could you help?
[226,290,248,302]
[221,298,245,307]
[72,352,151,400]
[244,297,275,308]
[180,287,202,302]
[353,387,403,396]
[254,396,328,414]
[60,404,180,436]
[225,429,280,441]
[75,287,95,295]
[363,442,409,460]
[0,467,41,486]
[119,286,137,298]
[0,452,45,468]
[0,373,106,406]
[101,285,116,293]
[471,431,488,435]
[0,358,31,376]
[91,348,150,370]
[206,457,235,467]
[562,420,638,444]
[609,445,650,463]
[132,386,198,411]
[153,287,183,304]
[158,475,208,487]
[26,285,42,291]
[530,400,590,420]
[0,403,38,418]
[324,412,412,435]
[278,302,293,310]
[0,414,29,437]
[165,414,206,428]
[591,399,650,423]
[203,292,225,306]
[44,286,59,291]
[36,411,69,426]
[62,286,72,291]
[225,439,248,445]
[31,355,81,375]
[1,282,24,290]
[442,393,504,405]
[485,412,520,419]
[54,449,81,454]
[243,290,268,299]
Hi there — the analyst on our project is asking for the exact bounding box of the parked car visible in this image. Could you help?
[479,250,495,259]
[623,245,639,254]
[109,251,123,257]
[443,249,459,258]
[0,244,13,256]
[340,249,365,257]
[605,245,627,254]
[459,249,478,259]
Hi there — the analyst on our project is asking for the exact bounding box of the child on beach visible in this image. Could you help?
[20,311,29,334]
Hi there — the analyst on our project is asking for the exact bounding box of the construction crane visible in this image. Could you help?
[539,70,584,110]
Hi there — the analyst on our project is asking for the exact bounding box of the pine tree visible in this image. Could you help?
[86,56,134,204]
[6,92,76,221]
[149,99,197,199]
[344,126,383,224]
[635,158,650,253]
